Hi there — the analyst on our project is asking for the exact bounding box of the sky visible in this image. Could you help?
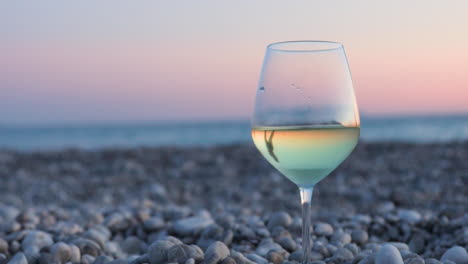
[1,0,468,124]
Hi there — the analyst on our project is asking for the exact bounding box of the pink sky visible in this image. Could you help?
[1,1,467,124]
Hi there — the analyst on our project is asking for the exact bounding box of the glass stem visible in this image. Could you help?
[300,187,314,264]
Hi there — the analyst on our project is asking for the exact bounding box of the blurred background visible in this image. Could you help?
[1,0,468,149]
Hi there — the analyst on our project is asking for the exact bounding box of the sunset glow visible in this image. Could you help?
[1,0,467,124]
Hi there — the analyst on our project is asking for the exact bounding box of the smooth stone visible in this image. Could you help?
[266,251,284,264]
[315,223,334,236]
[185,258,195,264]
[94,255,113,264]
[267,212,292,229]
[359,254,376,264]
[129,254,149,264]
[167,244,195,264]
[0,239,8,254]
[173,216,214,236]
[83,229,107,249]
[408,234,425,254]
[143,217,165,231]
[351,230,369,244]
[71,238,101,257]
[231,250,256,264]
[246,253,268,264]
[333,247,354,261]
[425,259,442,264]
[50,242,72,263]
[404,256,424,264]
[21,230,54,255]
[0,253,6,264]
[81,254,96,264]
[331,230,351,245]
[441,246,468,264]
[397,210,421,224]
[69,244,81,263]
[8,253,28,264]
[221,256,237,264]
[375,244,403,264]
[121,236,147,255]
[204,241,230,264]
[345,243,360,256]
[255,240,284,257]
[388,242,410,252]
[148,240,175,264]
[277,236,297,252]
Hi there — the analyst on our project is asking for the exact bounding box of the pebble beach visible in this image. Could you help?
[0,141,466,264]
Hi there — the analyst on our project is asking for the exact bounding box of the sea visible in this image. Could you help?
[1,115,468,150]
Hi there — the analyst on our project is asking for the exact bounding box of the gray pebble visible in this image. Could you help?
[7,253,28,264]
[289,251,302,262]
[148,240,175,264]
[425,259,442,264]
[0,239,8,255]
[255,239,284,257]
[83,229,107,249]
[50,242,72,263]
[267,212,292,229]
[315,223,334,236]
[82,254,96,264]
[129,254,149,264]
[69,244,81,263]
[376,244,403,264]
[167,244,194,264]
[143,217,165,231]
[72,238,101,257]
[344,243,360,256]
[173,216,214,236]
[388,242,409,252]
[404,256,424,264]
[408,234,425,254]
[333,247,354,261]
[331,230,351,246]
[231,250,256,264]
[266,251,284,264]
[94,255,113,264]
[185,258,195,264]
[351,230,369,244]
[121,236,147,255]
[441,246,468,264]
[397,210,421,224]
[21,230,54,255]
[277,236,297,252]
[204,241,230,264]
[359,254,376,264]
[221,256,237,264]
[246,253,268,264]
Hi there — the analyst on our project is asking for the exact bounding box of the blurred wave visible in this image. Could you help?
[1,115,467,150]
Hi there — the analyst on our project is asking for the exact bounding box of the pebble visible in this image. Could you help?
[333,247,354,261]
[277,236,297,252]
[404,256,425,264]
[315,223,334,236]
[331,230,352,246]
[231,250,256,264]
[267,212,292,229]
[148,240,175,264]
[173,216,214,236]
[266,251,284,264]
[204,241,230,264]
[375,244,403,264]
[255,239,284,256]
[221,256,237,264]
[398,210,422,224]
[246,253,268,264]
[121,236,147,255]
[351,230,369,244]
[143,217,165,231]
[388,242,409,252]
[8,253,28,264]
[441,246,468,264]
[21,230,54,255]
[50,242,72,263]
[0,239,8,254]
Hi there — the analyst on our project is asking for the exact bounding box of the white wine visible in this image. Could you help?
[252,125,359,187]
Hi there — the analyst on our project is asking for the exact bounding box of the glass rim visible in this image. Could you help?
[267,40,343,53]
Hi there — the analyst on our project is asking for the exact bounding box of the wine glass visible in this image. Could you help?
[251,41,360,264]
